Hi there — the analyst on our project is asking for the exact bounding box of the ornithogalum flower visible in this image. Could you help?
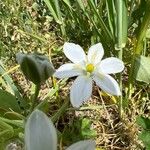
[54,42,124,107]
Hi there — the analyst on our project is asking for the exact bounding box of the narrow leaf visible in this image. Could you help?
[122,0,128,47]
[43,0,59,23]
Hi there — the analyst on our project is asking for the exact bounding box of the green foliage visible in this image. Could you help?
[43,0,115,51]
[0,61,27,109]
[62,118,97,145]
[136,116,150,150]
[0,89,21,113]
[0,117,23,149]
[137,116,150,130]
[0,120,14,148]
[139,131,150,150]
[134,55,150,83]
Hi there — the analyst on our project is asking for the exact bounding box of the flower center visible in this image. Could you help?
[86,63,94,73]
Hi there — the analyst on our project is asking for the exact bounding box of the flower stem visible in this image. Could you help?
[116,0,123,118]
[118,50,123,118]
[30,84,40,112]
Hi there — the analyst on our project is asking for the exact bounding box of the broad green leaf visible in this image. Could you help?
[134,55,150,83]
[66,140,95,150]
[137,116,150,149]
[25,110,57,150]
[81,118,97,138]
[139,131,150,150]
[136,116,150,130]
[0,89,21,113]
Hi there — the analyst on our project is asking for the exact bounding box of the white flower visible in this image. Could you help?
[54,42,124,108]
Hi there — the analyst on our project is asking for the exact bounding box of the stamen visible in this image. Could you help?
[86,64,94,73]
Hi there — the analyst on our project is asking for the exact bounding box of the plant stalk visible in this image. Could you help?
[30,84,40,112]
[116,0,123,118]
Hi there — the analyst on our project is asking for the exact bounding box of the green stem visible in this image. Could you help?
[116,0,123,118]
[118,50,123,118]
[30,84,40,112]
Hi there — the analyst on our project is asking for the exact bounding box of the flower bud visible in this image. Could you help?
[16,53,55,84]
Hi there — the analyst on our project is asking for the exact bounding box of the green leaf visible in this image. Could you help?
[0,119,14,141]
[43,0,59,22]
[25,110,57,150]
[0,61,26,109]
[139,130,150,150]
[134,55,150,83]
[62,117,96,145]
[66,140,95,150]
[136,116,150,130]
[0,89,21,113]
[81,118,97,138]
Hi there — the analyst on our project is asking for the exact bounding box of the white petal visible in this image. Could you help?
[87,43,104,65]
[54,63,83,78]
[70,76,92,107]
[63,42,86,63]
[93,73,121,96]
[99,57,124,74]
[66,140,95,150]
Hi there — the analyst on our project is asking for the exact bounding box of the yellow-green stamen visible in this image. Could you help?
[86,64,94,73]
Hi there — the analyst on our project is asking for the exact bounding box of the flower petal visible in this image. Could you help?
[99,57,124,74]
[70,76,92,107]
[93,73,121,96]
[87,43,104,65]
[54,63,83,78]
[63,42,86,63]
